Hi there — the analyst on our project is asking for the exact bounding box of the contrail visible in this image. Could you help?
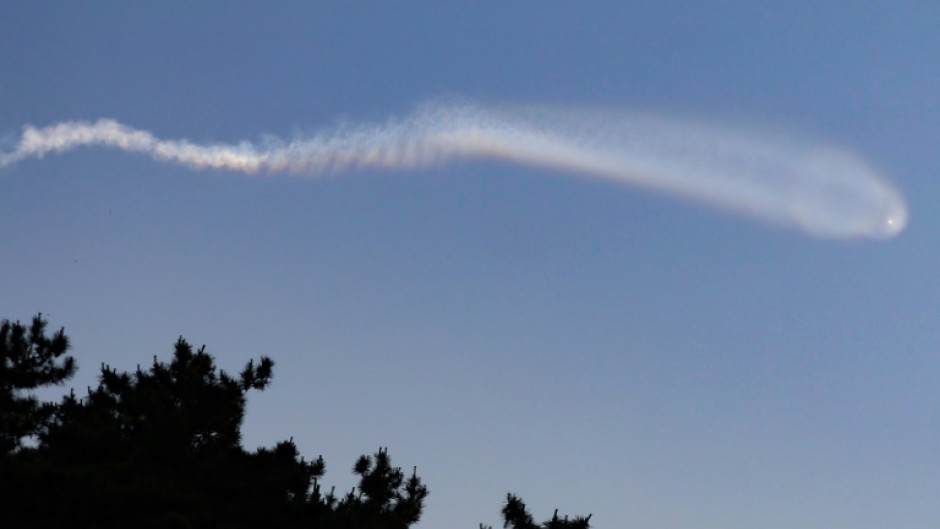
[0,103,907,239]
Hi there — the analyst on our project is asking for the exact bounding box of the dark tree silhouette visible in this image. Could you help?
[0,315,428,529]
[482,493,591,529]
[0,314,75,453]
[2,314,591,529]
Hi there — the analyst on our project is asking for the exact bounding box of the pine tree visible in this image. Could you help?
[0,314,75,453]
[482,493,591,529]
[3,314,590,529]
[1,316,428,529]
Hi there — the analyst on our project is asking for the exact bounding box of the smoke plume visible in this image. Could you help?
[0,103,907,239]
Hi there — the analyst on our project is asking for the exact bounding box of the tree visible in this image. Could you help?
[2,314,590,529]
[0,315,427,529]
[482,493,591,529]
[0,314,75,453]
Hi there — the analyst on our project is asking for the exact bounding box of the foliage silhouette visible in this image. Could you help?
[480,493,591,529]
[0,315,427,529]
[0,314,74,453]
[2,314,590,528]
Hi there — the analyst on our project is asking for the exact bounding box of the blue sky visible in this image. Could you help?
[2,2,939,528]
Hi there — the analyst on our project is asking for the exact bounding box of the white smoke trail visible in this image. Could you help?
[0,103,907,239]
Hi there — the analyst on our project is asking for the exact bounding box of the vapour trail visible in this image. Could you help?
[0,103,907,239]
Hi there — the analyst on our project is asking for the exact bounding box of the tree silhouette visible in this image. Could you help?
[0,315,427,529]
[2,314,590,528]
[481,494,591,529]
[0,314,75,453]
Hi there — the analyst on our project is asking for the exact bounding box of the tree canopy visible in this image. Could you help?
[493,494,592,529]
[0,314,589,528]
[0,314,74,453]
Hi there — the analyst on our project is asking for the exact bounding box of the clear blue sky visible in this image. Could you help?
[2,2,939,528]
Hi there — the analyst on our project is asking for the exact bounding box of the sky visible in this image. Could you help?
[2,2,939,528]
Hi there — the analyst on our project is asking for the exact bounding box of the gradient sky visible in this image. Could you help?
[2,3,939,528]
